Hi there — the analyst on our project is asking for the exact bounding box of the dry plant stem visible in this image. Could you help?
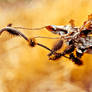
[37,43,53,52]
[13,26,46,30]
[33,36,61,39]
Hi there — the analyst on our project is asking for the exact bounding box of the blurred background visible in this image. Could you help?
[0,0,92,92]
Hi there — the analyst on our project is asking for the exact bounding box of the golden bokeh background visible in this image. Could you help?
[0,0,92,92]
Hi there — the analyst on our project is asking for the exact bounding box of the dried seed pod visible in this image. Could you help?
[0,27,29,41]
[69,53,83,65]
[29,38,36,47]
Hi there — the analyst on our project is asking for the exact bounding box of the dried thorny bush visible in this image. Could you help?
[0,0,92,92]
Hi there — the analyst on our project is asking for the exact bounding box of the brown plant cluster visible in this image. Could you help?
[0,0,92,92]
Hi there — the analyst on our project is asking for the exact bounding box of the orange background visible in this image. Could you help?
[0,0,92,92]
